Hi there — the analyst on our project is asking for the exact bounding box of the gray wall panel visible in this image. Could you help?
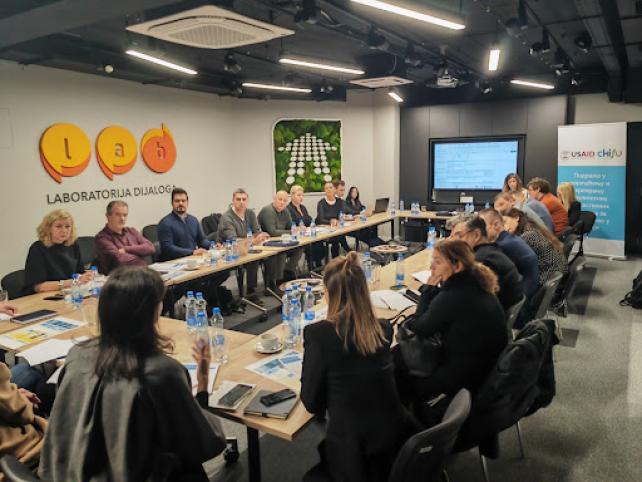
[400,107,430,204]
[491,101,528,135]
[460,103,495,136]
[429,105,460,138]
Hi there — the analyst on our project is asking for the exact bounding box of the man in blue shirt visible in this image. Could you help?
[479,208,539,297]
[158,188,210,261]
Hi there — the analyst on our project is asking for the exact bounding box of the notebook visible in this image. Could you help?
[243,390,299,419]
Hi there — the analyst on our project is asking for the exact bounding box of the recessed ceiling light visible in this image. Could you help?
[125,50,197,75]
[488,49,500,71]
[242,82,312,93]
[279,57,364,75]
[351,0,465,30]
[388,88,403,102]
[510,79,555,90]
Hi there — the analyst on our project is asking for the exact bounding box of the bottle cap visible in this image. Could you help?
[72,273,79,279]
[212,307,221,315]
[306,286,312,291]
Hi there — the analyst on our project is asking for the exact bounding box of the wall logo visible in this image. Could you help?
[560,148,623,161]
[40,123,176,183]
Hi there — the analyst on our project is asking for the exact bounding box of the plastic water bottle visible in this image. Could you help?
[88,266,98,297]
[210,307,227,364]
[390,201,397,216]
[362,252,373,284]
[246,228,253,240]
[71,273,83,309]
[185,291,197,335]
[194,292,209,344]
[399,199,405,212]
[426,226,437,249]
[360,207,367,223]
[232,238,240,260]
[299,219,306,236]
[484,201,490,209]
[291,283,300,305]
[291,223,298,241]
[310,219,317,239]
[281,287,292,340]
[287,298,301,348]
[303,286,315,326]
[339,211,345,227]
[224,240,233,263]
[209,242,218,266]
[395,254,405,288]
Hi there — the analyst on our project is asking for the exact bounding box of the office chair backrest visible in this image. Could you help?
[201,213,222,237]
[1,270,25,300]
[563,233,578,260]
[505,295,527,338]
[388,389,471,482]
[76,236,96,268]
[534,272,564,320]
[142,224,158,243]
[578,211,596,235]
[0,455,40,481]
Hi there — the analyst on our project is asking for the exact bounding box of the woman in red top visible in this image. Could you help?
[526,177,568,236]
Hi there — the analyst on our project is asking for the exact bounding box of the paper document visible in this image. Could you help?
[370,290,416,311]
[47,366,63,384]
[412,270,432,285]
[0,317,86,350]
[246,350,303,389]
[18,336,89,366]
[184,363,220,395]
[0,313,10,321]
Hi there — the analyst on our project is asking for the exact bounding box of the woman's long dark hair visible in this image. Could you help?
[347,186,362,209]
[93,266,173,379]
[504,208,563,253]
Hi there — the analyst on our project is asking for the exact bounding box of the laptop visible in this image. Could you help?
[373,197,389,214]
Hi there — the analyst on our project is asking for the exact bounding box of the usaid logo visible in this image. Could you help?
[561,148,623,161]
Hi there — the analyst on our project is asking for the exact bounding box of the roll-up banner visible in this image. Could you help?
[558,122,626,259]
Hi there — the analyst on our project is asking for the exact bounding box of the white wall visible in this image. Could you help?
[573,93,642,124]
[0,61,399,278]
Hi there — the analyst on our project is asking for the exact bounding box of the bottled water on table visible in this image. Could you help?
[210,307,227,363]
[426,226,437,249]
[291,283,300,305]
[282,287,292,343]
[71,273,83,309]
[362,251,373,284]
[338,211,345,227]
[185,291,197,334]
[399,199,405,212]
[209,242,218,265]
[303,286,316,326]
[360,208,367,223]
[194,292,209,344]
[247,228,253,240]
[224,240,233,263]
[299,219,306,236]
[291,223,298,241]
[310,220,317,239]
[484,202,490,209]
[390,201,397,216]
[232,239,240,260]
[88,266,99,297]
[395,254,406,288]
[286,298,301,348]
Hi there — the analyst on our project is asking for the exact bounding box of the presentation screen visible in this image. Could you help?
[432,138,521,190]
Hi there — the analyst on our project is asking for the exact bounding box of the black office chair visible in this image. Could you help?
[142,224,158,244]
[574,211,596,259]
[388,389,471,482]
[505,295,526,339]
[556,226,574,242]
[553,257,586,317]
[201,213,222,240]
[0,455,40,482]
[562,232,578,260]
[534,272,564,320]
[1,270,25,299]
[76,236,96,268]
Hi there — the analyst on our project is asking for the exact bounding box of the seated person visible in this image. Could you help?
[95,200,155,273]
[288,185,324,269]
[1,359,47,474]
[479,208,540,297]
[450,217,524,311]
[39,266,226,480]
[301,252,416,482]
[494,192,550,232]
[397,239,507,425]
[343,186,384,247]
[503,209,568,285]
[258,191,304,290]
[557,182,582,227]
[316,181,350,258]
[24,209,92,295]
[217,188,270,304]
[527,177,568,236]
[502,173,528,203]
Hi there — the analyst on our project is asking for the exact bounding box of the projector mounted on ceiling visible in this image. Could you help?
[349,76,413,88]
[126,6,294,49]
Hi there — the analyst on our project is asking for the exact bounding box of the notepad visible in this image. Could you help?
[244,390,299,419]
[370,290,416,311]
[411,270,432,284]
[18,336,89,366]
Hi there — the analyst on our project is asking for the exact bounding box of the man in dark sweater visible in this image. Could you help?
[317,181,350,258]
[450,217,524,311]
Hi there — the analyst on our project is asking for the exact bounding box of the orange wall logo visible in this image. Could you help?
[40,123,176,183]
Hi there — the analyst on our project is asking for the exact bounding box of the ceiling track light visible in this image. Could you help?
[294,0,319,24]
[367,28,390,51]
[351,0,465,30]
[574,31,592,53]
[224,52,241,74]
[125,49,197,75]
[279,57,364,75]
[388,87,403,102]
[476,79,493,94]
[488,48,500,71]
[241,82,312,93]
[319,80,334,94]
[571,72,583,86]
[404,44,424,69]
[510,79,555,90]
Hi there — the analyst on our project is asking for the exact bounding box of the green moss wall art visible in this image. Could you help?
[273,119,342,193]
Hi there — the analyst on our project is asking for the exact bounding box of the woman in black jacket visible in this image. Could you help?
[400,239,507,423]
[301,252,416,482]
[557,182,581,227]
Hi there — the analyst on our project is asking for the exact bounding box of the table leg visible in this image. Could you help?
[247,426,261,482]
[166,286,177,318]
[390,219,395,241]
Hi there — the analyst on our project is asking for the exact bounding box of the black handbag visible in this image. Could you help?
[392,309,443,378]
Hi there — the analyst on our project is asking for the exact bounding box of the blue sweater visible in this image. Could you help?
[158,212,209,261]
[496,231,540,296]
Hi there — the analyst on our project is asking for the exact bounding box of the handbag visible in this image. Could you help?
[392,308,443,378]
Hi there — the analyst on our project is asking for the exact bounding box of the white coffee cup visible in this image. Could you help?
[281,234,292,242]
[259,333,280,351]
[186,259,198,269]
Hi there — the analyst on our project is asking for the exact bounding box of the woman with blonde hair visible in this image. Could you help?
[557,182,581,226]
[301,252,416,482]
[502,173,528,202]
[399,239,507,424]
[23,209,91,295]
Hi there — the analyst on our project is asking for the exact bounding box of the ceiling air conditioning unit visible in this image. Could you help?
[126,6,294,49]
[350,76,413,89]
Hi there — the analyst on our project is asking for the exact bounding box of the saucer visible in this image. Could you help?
[183,265,201,271]
[256,341,283,354]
